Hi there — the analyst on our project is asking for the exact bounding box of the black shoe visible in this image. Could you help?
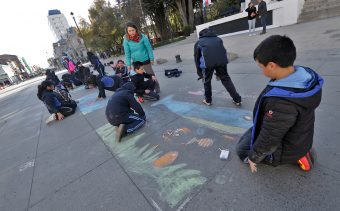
[233,101,242,106]
[115,124,126,142]
[144,91,159,101]
[260,31,266,35]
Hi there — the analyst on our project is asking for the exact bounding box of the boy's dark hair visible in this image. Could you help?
[133,61,143,70]
[86,75,97,86]
[117,60,125,64]
[253,35,296,67]
[109,61,114,64]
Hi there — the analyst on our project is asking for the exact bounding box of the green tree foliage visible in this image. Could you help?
[78,0,125,52]
[206,0,239,21]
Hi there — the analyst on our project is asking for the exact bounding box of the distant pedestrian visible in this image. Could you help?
[240,0,246,12]
[123,22,160,93]
[87,51,106,76]
[246,2,257,36]
[194,28,242,106]
[257,0,267,35]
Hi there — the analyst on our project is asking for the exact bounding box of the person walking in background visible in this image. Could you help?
[123,22,160,93]
[257,0,267,35]
[87,51,106,76]
[240,0,246,12]
[194,28,242,106]
[246,2,257,36]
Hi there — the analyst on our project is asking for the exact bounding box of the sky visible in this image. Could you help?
[0,0,108,68]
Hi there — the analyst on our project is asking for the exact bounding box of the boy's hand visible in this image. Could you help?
[150,60,154,65]
[145,89,151,94]
[248,159,257,173]
[128,66,132,70]
[151,76,157,81]
[96,97,104,101]
[57,112,64,120]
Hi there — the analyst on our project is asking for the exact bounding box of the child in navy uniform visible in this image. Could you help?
[129,61,159,102]
[87,74,122,99]
[236,35,323,172]
[37,80,77,124]
[105,82,146,142]
[194,28,241,106]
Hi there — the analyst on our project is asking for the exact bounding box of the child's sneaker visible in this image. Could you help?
[115,124,126,142]
[233,101,242,106]
[46,114,56,125]
[297,151,314,171]
[137,96,144,103]
[203,99,212,106]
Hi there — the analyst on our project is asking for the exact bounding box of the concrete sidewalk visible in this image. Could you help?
[0,17,340,211]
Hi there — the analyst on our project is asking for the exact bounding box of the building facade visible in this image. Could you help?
[48,9,70,40]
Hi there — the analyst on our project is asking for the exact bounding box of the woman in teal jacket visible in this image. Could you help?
[123,22,160,93]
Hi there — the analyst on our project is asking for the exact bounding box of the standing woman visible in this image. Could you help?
[245,2,257,36]
[123,22,160,93]
[87,51,106,76]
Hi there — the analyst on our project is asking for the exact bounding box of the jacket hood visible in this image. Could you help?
[266,67,323,110]
[199,29,217,38]
[117,82,135,92]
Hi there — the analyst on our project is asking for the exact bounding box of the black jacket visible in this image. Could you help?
[114,66,128,77]
[249,67,323,165]
[258,0,267,16]
[105,82,145,126]
[245,6,257,20]
[194,29,228,77]
[41,90,63,114]
[129,71,153,96]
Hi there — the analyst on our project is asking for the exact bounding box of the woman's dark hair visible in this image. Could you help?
[125,22,139,37]
[86,75,97,86]
[253,35,296,67]
[37,80,54,100]
[117,59,125,64]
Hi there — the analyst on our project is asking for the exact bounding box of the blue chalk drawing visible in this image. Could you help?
[77,92,108,115]
[152,95,253,134]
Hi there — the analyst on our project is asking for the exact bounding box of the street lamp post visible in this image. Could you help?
[70,12,89,51]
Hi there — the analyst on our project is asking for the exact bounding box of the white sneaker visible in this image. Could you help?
[46,114,56,125]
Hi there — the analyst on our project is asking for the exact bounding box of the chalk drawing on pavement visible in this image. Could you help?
[162,128,191,141]
[96,124,207,208]
[152,95,252,135]
[186,137,214,148]
[19,159,35,172]
[77,92,108,115]
[153,151,178,168]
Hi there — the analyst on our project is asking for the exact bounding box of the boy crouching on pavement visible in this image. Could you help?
[236,35,323,172]
[105,82,146,142]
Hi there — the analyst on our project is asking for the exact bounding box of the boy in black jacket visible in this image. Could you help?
[130,61,159,102]
[105,82,146,142]
[236,35,323,172]
[194,28,241,106]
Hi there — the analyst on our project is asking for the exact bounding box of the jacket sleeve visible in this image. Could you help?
[123,39,132,66]
[248,101,298,163]
[127,94,145,117]
[44,95,60,114]
[97,77,106,98]
[143,35,154,61]
[143,72,152,78]
[194,42,203,78]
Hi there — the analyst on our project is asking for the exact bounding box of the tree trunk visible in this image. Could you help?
[175,0,188,26]
[187,0,194,27]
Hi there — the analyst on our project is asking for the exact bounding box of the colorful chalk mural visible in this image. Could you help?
[77,92,108,115]
[152,95,252,134]
[96,124,207,208]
